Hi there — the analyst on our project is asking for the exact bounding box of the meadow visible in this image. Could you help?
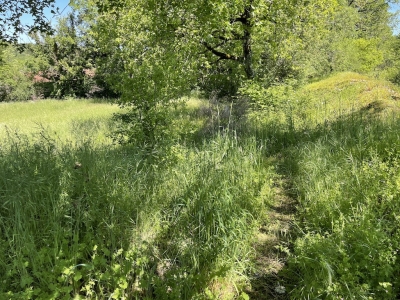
[1,72,400,299]
[0,99,120,143]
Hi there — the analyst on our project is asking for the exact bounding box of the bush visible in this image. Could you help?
[0,46,37,102]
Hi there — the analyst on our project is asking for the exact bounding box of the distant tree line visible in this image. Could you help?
[1,3,117,101]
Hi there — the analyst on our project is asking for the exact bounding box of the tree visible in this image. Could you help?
[31,10,98,98]
[0,45,42,101]
[347,0,396,38]
[92,0,336,145]
[0,0,56,45]
[296,0,399,78]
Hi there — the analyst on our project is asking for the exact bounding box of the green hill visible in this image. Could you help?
[280,73,400,299]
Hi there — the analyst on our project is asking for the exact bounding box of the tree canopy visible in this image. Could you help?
[94,0,337,88]
[90,0,344,144]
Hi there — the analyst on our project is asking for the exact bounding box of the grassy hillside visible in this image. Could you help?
[1,73,400,299]
[280,73,400,299]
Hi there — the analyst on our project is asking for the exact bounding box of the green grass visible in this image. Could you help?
[0,98,120,143]
[236,72,400,299]
[2,73,400,299]
[274,72,400,299]
[0,97,275,299]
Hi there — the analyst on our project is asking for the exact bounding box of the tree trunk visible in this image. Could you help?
[243,2,254,79]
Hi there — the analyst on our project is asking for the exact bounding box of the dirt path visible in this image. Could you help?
[247,178,296,299]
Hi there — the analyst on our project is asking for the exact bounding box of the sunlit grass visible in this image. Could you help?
[2,72,400,298]
[0,95,275,299]
[0,98,120,143]
[292,72,400,129]
[281,73,400,299]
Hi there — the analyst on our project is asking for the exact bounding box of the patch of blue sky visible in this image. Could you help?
[18,0,72,43]
[390,3,400,35]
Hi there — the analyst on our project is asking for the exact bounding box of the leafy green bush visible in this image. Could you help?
[239,78,300,111]
[333,38,384,74]
[0,46,37,102]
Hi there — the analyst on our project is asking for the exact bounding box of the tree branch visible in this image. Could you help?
[201,41,243,62]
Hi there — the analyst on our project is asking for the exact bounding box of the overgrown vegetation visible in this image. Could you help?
[0,46,42,102]
[0,99,275,299]
[2,0,400,298]
[279,73,400,299]
[1,73,400,299]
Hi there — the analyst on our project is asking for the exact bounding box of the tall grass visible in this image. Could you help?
[274,73,400,299]
[0,99,275,298]
[3,72,400,299]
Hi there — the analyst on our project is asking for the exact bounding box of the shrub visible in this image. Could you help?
[0,46,37,102]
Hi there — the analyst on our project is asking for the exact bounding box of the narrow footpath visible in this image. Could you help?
[247,177,296,299]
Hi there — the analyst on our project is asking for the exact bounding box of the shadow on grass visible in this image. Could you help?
[187,99,400,298]
[2,99,399,298]
[244,108,400,298]
[0,116,266,298]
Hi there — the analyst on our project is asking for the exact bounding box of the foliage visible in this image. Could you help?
[347,0,394,39]
[0,0,56,45]
[386,35,400,84]
[0,46,41,101]
[91,0,338,145]
[330,38,384,73]
[88,0,400,148]
[296,0,397,80]
[31,11,97,98]
[239,78,300,112]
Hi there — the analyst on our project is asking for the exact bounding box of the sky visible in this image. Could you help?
[390,3,400,34]
[18,0,72,43]
[15,0,400,42]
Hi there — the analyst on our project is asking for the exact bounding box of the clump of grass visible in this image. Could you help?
[287,116,400,299]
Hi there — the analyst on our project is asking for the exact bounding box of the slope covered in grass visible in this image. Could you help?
[294,72,400,126]
[281,73,400,299]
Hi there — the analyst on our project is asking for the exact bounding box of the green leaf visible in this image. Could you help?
[118,278,128,289]
[73,271,82,281]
